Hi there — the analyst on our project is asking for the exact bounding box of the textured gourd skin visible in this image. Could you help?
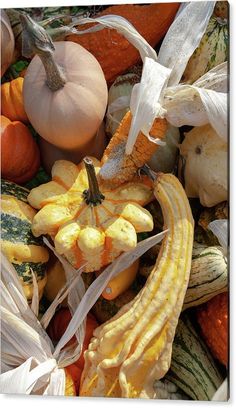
[182,15,228,84]
[28,157,154,272]
[196,292,228,367]
[183,242,228,309]
[66,3,180,83]
[1,179,49,301]
[79,173,194,398]
[166,314,224,400]
[23,41,108,150]
[1,78,28,122]
[1,115,40,184]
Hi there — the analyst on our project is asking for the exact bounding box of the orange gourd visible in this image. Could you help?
[196,292,228,367]
[67,3,180,83]
[0,115,40,184]
[47,309,98,394]
[1,77,28,123]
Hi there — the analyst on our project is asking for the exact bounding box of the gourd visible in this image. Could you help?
[27,157,154,273]
[0,179,49,301]
[79,172,194,398]
[66,3,180,83]
[183,242,228,309]
[1,115,40,184]
[179,125,227,207]
[1,10,15,77]
[182,6,228,84]
[196,292,228,367]
[21,13,108,151]
[165,313,224,400]
[1,77,28,122]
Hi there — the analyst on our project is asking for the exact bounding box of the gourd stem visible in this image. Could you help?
[83,157,105,206]
[20,12,66,92]
[39,51,66,92]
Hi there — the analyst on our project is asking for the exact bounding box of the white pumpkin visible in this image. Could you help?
[179,124,227,207]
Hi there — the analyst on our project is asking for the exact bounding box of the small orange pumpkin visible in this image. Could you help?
[1,115,40,184]
[1,77,28,123]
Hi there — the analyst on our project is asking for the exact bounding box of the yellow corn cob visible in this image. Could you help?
[79,173,194,398]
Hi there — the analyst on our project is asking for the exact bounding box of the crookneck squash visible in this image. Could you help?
[27,157,154,272]
[79,172,194,398]
[1,179,49,301]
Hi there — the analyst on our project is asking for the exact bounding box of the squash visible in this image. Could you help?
[153,378,189,400]
[1,77,28,122]
[214,1,228,19]
[183,242,227,310]
[1,115,40,184]
[20,13,108,151]
[165,313,224,400]
[196,292,228,367]
[182,9,228,84]
[27,157,154,273]
[79,172,194,398]
[179,125,228,207]
[0,179,49,302]
[38,122,107,174]
[66,3,180,83]
[1,10,15,77]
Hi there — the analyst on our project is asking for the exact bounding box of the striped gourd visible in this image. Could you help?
[183,242,228,310]
[165,313,224,400]
[80,173,194,398]
[182,15,228,84]
[1,179,49,301]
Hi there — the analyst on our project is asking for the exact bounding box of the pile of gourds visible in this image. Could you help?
[0,1,229,401]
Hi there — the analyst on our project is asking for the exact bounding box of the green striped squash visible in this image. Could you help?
[182,15,228,84]
[1,179,49,301]
[165,313,224,400]
[183,242,227,310]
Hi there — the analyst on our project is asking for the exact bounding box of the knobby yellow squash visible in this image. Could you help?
[28,157,154,272]
[79,172,194,398]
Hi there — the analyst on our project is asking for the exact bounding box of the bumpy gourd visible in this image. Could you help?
[1,179,49,301]
[79,172,194,398]
[28,157,154,272]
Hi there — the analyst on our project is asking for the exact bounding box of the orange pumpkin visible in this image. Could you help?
[0,115,40,184]
[1,77,28,123]
[47,309,98,395]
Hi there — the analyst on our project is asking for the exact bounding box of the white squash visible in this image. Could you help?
[179,124,227,207]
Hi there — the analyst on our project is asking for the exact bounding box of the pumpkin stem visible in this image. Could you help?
[83,157,105,206]
[20,13,66,91]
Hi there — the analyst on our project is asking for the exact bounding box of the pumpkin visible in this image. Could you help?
[38,122,107,174]
[196,292,228,367]
[47,309,98,395]
[179,125,228,207]
[0,179,49,302]
[66,3,180,83]
[1,115,40,184]
[1,10,15,77]
[27,157,154,272]
[80,172,194,398]
[1,77,28,122]
[20,13,108,151]
[182,10,228,84]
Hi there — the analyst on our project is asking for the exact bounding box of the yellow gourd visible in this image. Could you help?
[79,172,194,398]
[28,157,154,272]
